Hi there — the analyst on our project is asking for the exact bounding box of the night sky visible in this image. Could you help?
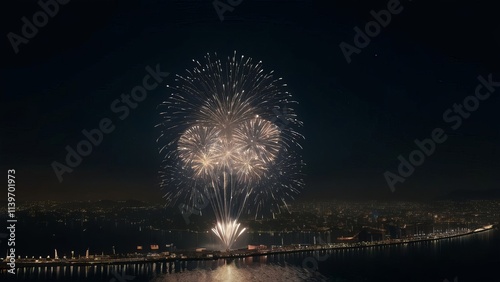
[2,0,500,202]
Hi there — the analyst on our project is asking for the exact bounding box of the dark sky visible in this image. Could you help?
[2,0,500,202]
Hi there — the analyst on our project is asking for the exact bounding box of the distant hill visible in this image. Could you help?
[437,189,500,201]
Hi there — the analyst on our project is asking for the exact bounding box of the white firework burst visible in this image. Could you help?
[158,52,304,250]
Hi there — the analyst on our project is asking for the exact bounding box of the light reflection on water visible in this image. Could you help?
[151,261,326,282]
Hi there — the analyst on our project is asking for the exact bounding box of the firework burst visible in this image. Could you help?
[157,52,304,250]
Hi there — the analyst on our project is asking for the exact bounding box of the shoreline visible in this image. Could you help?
[2,225,496,269]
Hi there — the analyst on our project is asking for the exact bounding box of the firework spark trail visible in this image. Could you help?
[157,52,304,250]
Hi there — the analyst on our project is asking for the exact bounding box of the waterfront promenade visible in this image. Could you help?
[1,224,496,269]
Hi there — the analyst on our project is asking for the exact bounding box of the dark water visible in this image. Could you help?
[2,229,499,282]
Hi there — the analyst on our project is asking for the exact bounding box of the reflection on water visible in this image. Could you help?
[151,261,326,282]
